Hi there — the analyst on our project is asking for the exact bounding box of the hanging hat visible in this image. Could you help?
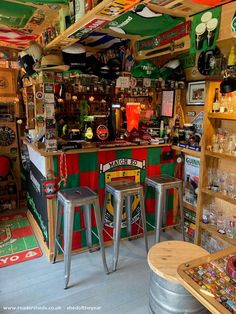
[85,55,101,76]
[106,57,122,79]
[62,43,86,70]
[35,54,69,71]
[18,50,36,76]
[29,41,43,62]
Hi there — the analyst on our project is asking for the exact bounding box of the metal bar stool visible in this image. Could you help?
[145,174,185,243]
[103,179,148,272]
[53,187,109,289]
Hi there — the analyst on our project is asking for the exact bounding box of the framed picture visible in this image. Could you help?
[161,90,175,117]
[187,81,205,105]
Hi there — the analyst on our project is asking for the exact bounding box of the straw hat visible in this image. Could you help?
[35,54,69,71]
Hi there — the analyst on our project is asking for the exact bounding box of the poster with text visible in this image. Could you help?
[184,155,200,207]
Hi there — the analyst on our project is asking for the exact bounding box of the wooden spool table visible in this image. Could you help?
[148,240,209,314]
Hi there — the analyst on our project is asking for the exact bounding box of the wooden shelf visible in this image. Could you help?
[205,150,236,161]
[208,113,236,120]
[201,187,236,206]
[184,215,196,224]
[183,201,197,213]
[200,223,236,246]
[172,145,201,158]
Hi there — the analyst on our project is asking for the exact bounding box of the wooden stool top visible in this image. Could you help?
[148,240,208,283]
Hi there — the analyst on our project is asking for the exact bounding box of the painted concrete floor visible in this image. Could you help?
[1,229,184,314]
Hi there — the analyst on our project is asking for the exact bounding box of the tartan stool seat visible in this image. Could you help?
[53,187,109,289]
[103,179,148,272]
[145,174,185,243]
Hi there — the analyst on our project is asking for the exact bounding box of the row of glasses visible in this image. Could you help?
[211,128,236,156]
[207,168,236,199]
[202,202,236,239]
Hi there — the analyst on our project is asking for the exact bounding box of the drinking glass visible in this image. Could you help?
[217,210,226,234]
[209,202,217,226]
[207,167,213,189]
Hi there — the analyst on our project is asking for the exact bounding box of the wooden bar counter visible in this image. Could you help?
[23,141,175,260]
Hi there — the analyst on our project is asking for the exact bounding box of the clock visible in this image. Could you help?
[0,126,16,146]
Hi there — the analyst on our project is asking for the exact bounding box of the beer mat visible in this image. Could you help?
[0,213,42,268]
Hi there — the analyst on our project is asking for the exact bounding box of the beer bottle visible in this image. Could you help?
[212,88,220,113]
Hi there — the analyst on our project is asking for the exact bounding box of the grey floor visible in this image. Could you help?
[1,229,183,314]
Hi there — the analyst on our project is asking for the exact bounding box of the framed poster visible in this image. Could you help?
[161,90,175,117]
[0,68,17,96]
[187,81,205,105]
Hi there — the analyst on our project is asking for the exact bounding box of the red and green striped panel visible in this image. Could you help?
[53,146,175,251]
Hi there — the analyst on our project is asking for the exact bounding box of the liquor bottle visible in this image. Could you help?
[212,88,220,113]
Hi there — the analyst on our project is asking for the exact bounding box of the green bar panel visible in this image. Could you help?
[140,168,146,184]
[81,229,87,247]
[148,147,161,165]
[73,211,81,231]
[115,149,132,159]
[53,156,59,176]
[99,173,105,189]
[92,227,99,245]
[161,162,174,176]
[64,173,80,188]
[79,152,98,172]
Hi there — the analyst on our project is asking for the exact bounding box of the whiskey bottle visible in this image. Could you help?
[212,88,220,113]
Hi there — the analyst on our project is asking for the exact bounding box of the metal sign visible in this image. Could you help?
[136,20,191,52]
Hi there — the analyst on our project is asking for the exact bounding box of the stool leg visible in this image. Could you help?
[53,200,63,263]
[64,204,74,289]
[93,198,109,274]
[102,188,108,226]
[113,195,123,272]
[84,204,92,250]
[126,195,132,238]
[155,187,164,243]
[162,189,167,228]
[178,184,185,241]
[139,189,148,253]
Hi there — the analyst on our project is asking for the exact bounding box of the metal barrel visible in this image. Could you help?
[149,270,208,314]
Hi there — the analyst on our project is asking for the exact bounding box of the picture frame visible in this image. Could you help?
[187,81,205,105]
[161,90,175,117]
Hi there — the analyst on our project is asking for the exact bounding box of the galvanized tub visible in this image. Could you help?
[149,269,208,314]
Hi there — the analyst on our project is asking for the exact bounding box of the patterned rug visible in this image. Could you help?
[0,212,42,268]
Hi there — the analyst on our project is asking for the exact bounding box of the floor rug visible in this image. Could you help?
[0,212,42,268]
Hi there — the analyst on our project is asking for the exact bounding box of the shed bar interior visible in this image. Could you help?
[0,0,236,313]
